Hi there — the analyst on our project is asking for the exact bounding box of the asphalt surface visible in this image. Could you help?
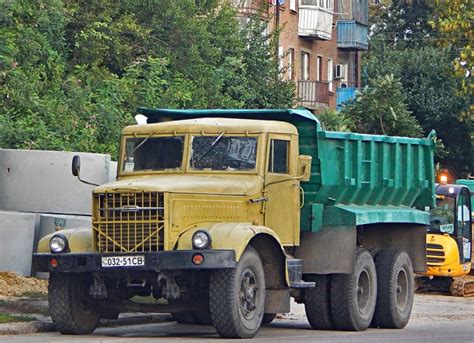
[1,294,473,342]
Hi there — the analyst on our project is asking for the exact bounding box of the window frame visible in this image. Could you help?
[301,51,310,81]
[187,133,261,175]
[120,134,187,176]
[267,137,290,175]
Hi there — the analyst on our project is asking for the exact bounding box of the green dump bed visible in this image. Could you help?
[298,123,435,207]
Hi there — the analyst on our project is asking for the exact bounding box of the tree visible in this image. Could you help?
[369,0,434,49]
[431,0,473,98]
[363,1,472,174]
[316,109,354,132]
[0,0,296,158]
[341,74,423,138]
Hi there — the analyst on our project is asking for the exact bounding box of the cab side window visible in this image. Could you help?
[268,139,289,174]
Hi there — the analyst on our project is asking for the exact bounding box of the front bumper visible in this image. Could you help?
[32,250,236,273]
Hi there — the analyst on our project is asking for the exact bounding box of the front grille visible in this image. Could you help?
[93,192,165,253]
[426,243,445,265]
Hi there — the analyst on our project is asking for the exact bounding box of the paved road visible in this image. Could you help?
[1,294,473,342]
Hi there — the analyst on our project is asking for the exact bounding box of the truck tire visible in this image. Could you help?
[262,313,276,325]
[49,273,100,334]
[304,274,334,330]
[372,249,414,329]
[330,248,377,331]
[209,245,265,338]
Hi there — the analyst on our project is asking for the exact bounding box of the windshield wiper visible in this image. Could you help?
[201,131,226,158]
[131,133,153,154]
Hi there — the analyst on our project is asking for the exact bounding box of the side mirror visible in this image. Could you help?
[71,155,99,186]
[298,155,312,182]
[72,155,81,177]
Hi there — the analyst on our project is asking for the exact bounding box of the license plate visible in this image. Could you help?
[101,255,145,267]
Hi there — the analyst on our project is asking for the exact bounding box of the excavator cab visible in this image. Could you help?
[419,184,473,296]
[429,184,472,266]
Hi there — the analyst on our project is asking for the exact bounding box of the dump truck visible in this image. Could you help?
[33,109,435,338]
[416,181,473,296]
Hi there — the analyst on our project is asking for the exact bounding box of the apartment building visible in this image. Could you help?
[233,0,369,112]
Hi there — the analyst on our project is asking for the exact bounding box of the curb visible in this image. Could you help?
[0,321,54,335]
[0,313,171,335]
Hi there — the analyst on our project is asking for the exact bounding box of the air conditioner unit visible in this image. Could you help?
[335,64,347,79]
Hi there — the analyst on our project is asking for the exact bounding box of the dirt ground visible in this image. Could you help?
[0,272,48,299]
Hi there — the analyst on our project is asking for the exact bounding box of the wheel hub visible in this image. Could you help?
[356,269,371,315]
[239,268,259,318]
[396,269,409,310]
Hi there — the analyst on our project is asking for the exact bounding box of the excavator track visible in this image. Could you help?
[450,276,474,297]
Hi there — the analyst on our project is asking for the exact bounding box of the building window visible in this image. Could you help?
[288,48,295,80]
[301,52,310,80]
[316,56,322,81]
[290,0,297,11]
[300,0,333,9]
[268,139,289,174]
[328,58,334,92]
[279,45,284,71]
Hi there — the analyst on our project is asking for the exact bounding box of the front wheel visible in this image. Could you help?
[372,249,414,328]
[209,246,265,338]
[49,273,100,334]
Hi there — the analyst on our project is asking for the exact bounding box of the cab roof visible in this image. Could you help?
[122,117,299,135]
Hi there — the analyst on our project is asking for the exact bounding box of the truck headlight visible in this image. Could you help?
[192,230,211,250]
[49,234,68,253]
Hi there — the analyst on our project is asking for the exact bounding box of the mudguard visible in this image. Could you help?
[176,222,285,261]
[36,228,94,253]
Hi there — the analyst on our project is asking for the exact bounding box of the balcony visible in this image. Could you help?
[337,20,368,50]
[336,86,356,110]
[298,6,333,40]
[298,81,329,108]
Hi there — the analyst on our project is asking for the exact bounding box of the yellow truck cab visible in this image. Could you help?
[34,109,435,338]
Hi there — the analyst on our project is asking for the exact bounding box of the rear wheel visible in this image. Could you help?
[304,274,334,330]
[330,248,377,331]
[209,246,265,338]
[49,273,100,334]
[372,249,414,329]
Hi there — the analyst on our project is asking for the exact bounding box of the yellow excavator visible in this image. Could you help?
[417,183,474,296]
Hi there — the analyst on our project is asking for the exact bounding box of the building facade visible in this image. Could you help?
[233,0,369,112]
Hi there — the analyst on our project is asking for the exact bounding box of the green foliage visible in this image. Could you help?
[364,1,472,174]
[0,313,36,323]
[431,0,473,98]
[316,109,354,132]
[341,75,423,138]
[369,0,434,49]
[0,0,296,158]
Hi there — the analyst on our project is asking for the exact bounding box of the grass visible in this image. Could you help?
[20,292,48,299]
[0,313,36,324]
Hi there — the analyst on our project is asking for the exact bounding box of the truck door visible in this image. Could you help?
[457,188,472,263]
[264,135,299,245]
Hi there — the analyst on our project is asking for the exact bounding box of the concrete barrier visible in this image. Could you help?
[0,149,112,215]
[0,211,36,276]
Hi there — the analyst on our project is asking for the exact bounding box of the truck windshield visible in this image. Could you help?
[122,136,184,172]
[190,135,257,171]
[429,195,455,234]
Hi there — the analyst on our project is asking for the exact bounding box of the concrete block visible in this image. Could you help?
[0,149,112,215]
[34,213,91,251]
[0,211,36,276]
[109,161,118,181]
